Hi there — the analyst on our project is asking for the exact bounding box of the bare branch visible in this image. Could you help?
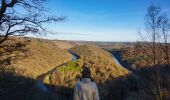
[0,0,65,45]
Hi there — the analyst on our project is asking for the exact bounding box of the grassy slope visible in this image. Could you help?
[0,37,72,78]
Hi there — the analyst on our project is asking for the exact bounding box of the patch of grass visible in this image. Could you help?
[59,61,82,72]
[44,74,50,84]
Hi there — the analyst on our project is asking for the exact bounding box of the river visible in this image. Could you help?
[112,54,121,66]
[111,50,135,72]
[71,53,79,61]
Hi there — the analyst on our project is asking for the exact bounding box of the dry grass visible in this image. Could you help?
[0,37,72,78]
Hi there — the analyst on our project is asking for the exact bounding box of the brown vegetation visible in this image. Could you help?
[0,37,72,78]
[122,42,170,68]
[70,45,129,82]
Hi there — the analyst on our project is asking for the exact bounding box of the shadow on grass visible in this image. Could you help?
[36,62,68,81]
[0,71,71,100]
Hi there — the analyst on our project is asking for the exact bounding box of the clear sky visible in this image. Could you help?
[39,0,170,42]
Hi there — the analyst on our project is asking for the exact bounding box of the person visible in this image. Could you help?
[74,64,99,100]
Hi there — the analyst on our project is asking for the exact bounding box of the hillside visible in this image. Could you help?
[52,40,77,49]
[0,37,75,100]
[0,37,72,78]
[70,45,129,81]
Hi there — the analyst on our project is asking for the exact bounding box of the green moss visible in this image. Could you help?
[44,74,50,84]
[59,61,82,72]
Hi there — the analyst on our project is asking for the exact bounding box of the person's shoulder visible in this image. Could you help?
[75,81,80,85]
[91,82,97,87]
[75,81,82,87]
[74,82,81,90]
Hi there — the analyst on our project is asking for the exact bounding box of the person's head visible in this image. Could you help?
[82,64,91,78]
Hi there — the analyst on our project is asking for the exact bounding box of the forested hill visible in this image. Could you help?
[0,37,72,78]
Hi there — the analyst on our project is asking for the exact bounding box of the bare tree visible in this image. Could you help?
[0,0,65,44]
[146,4,162,65]
[158,13,170,64]
[140,4,163,100]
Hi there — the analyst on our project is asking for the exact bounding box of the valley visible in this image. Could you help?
[0,37,170,100]
[1,1,170,100]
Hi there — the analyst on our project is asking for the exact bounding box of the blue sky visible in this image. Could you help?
[40,0,170,42]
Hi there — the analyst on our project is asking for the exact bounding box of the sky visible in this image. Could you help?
[39,0,170,42]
